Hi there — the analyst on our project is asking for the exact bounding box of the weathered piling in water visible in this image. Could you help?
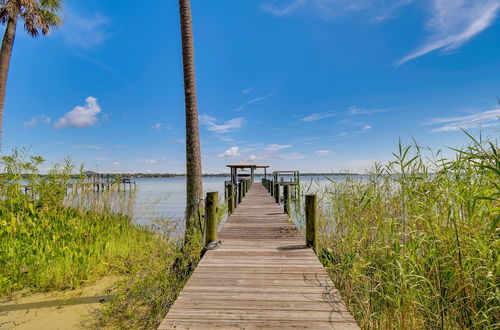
[283,184,290,216]
[305,194,317,251]
[205,192,218,246]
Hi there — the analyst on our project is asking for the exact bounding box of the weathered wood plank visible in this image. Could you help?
[159,183,358,329]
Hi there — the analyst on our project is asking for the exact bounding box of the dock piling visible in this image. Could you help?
[305,194,317,251]
[205,192,218,246]
[283,185,290,216]
[238,182,243,204]
[274,182,280,204]
[228,184,235,215]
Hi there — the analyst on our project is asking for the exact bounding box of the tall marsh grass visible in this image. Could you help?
[315,134,499,329]
[0,151,166,295]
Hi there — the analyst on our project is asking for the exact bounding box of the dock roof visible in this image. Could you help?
[226,162,269,168]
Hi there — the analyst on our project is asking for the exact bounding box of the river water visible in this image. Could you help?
[131,176,356,226]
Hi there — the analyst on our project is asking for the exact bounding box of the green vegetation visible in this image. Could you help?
[311,134,499,329]
[0,150,224,328]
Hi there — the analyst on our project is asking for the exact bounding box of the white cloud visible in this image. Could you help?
[261,0,413,19]
[200,115,246,133]
[234,93,274,112]
[265,144,293,151]
[218,147,241,158]
[261,0,307,16]
[112,161,120,166]
[136,159,158,164]
[428,108,500,132]
[24,115,51,127]
[277,152,306,160]
[242,88,254,94]
[55,97,102,129]
[348,106,389,116]
[150,122,172,130]
[315,150,332,156]
[301,111,336,122]
[362,124,372,130]
[61,11,110,48]
[398,1,500,65]
[70,145,103,150]
[262,1,500,65]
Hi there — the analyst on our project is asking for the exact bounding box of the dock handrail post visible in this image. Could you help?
[228,183,235,214]
[270,180,274,196]
[305,194,317,251]
[238,181,243,204]
[274,182,280,204]
[283,184,290,216]
[205,192,218,246]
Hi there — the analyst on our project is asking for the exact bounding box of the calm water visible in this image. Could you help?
[131,175,355,226]
[133,177,229,225]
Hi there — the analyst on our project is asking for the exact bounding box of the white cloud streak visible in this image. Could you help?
[301,111,335,122]
[428,108,500,132]
[55,97,102,129]
[242,88,254,94]
[200,115,245,133]
[265,144,293,151]
[61,10,110,48]
[315,150,332,156]
[24,115,51,127]
[262,1,500,65]
[348,106,389,116]
[150,122,172,131]
[398,1,500,65]
[234,93,274,112]
[70,145,103,150]
[261,0,414,19]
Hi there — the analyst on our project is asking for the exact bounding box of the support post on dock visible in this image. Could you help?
[205,192,218,246]
[305,194,317,251]
[274,182,280,204]
[228,184,235,215]
[283,184,290,216]
[270,180,274,196]
[238,182,243,204]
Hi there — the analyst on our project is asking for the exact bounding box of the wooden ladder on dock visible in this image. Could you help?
[159,183,359,329]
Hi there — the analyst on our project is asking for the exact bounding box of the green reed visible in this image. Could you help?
[0,150,159,294]
[315,134,499,329]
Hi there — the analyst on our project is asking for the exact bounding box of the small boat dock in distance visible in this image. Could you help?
[159,171,359,329]
[81,171,136,191]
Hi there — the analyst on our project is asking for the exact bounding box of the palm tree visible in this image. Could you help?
[178,0,203,239]
[0,0,62,147]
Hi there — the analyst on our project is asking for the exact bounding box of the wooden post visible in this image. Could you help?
[238,181,243,204]
[305,194,317,251]
[270,180,274,196]
[283,184,290,216]
[228,183,235,215]
[205,192,218,246]
[274,182,280,204]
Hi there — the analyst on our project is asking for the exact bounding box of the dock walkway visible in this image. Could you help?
[159,183,359,329]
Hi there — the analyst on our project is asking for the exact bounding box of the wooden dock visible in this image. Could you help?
[159,183,359,329]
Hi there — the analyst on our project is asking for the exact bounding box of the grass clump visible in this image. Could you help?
[0,151,173,297]
[315,134,499,329]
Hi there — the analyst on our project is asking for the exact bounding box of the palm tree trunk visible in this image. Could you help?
[179,0,203,239]
[0,15,17,149]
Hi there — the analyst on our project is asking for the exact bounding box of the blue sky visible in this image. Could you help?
[3,0,500,173]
